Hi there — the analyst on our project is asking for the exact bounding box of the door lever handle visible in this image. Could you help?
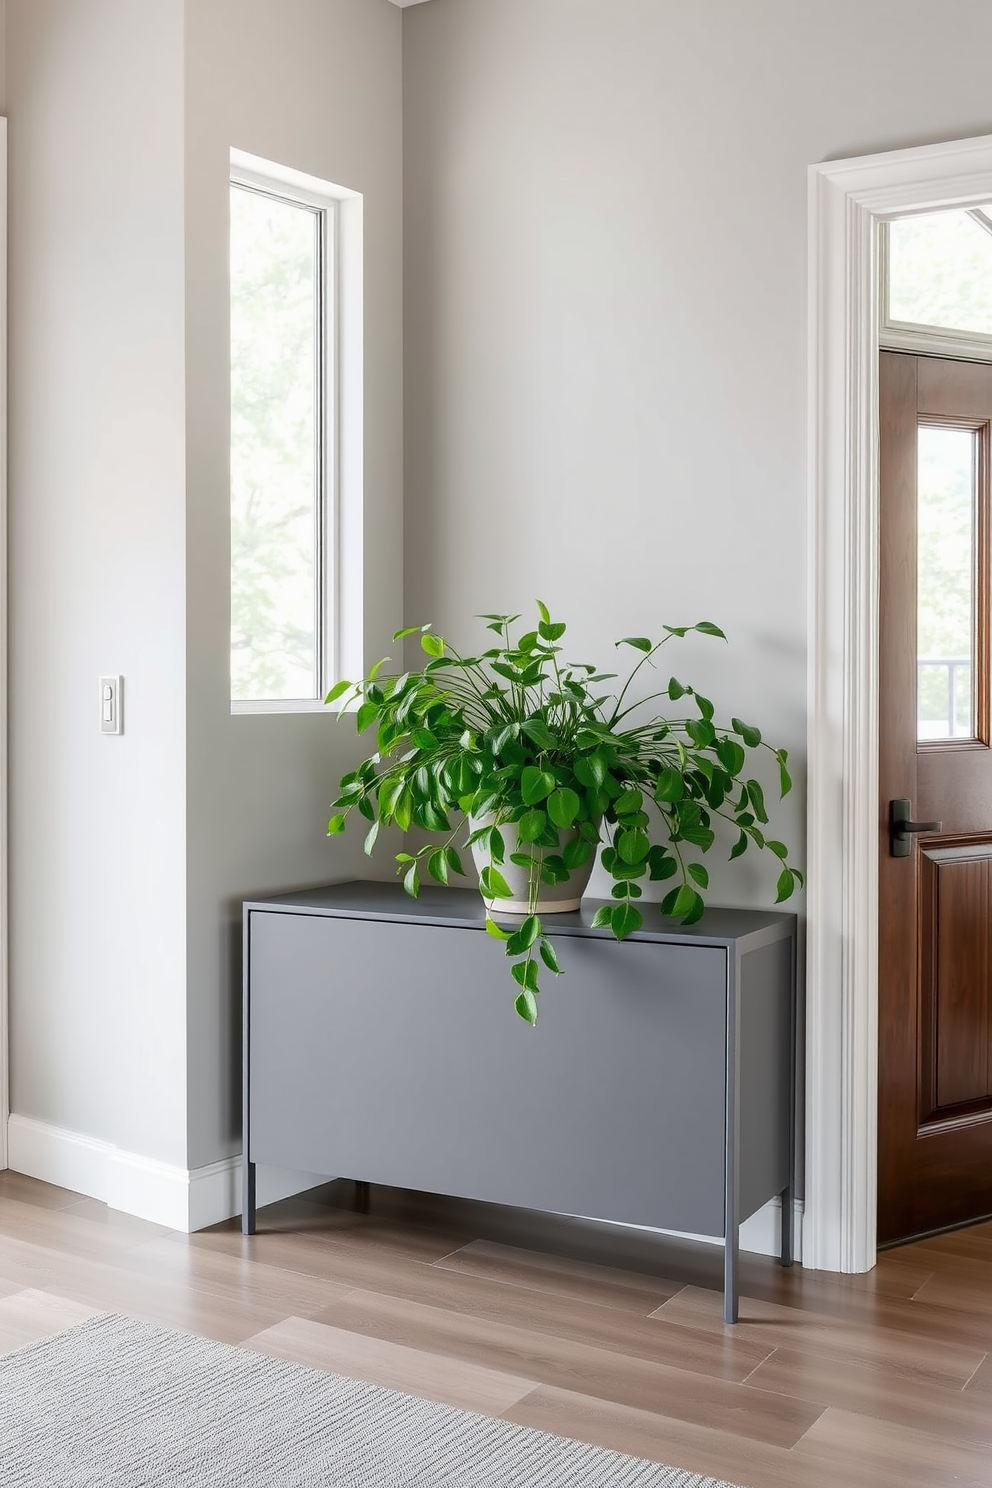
[890,798,943,858]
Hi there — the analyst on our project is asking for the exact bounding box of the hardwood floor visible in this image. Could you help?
[0,1171,991,1487]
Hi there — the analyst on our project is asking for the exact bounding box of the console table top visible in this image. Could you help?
[244,880,795,950]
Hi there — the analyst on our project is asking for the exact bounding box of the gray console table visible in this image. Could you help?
[242,881,797,1323]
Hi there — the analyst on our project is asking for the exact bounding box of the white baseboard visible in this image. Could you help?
[740,1195,804,1261]
[7,1114,805,1261]
[6,1115,328,1232]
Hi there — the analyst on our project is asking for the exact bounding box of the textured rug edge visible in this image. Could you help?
[0,1310,748,1488]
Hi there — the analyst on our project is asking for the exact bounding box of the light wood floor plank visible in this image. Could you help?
[653,1282,987,1388]
[792,1405,992,1488]
[245,1314,537,1415]
[744,1344,992,1448]
[0,1288,102,1352]
[433,1236,682,1313]
[503,1385,869,1488]
[309,1287,820,1447]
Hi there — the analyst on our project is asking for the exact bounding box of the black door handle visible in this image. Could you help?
[890,798,943,858]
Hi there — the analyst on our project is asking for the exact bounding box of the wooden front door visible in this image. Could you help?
[879,351,992,1244]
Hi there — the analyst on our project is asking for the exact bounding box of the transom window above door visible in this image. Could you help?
[883,206,992,358]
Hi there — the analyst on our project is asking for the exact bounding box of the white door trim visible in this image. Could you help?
[0,119,8,1171]
[807,132,992,1272]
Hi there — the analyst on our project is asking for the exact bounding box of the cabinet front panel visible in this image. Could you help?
[248,912,728,1236]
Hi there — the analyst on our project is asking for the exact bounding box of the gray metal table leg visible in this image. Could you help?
[780,1184,794,1268]
[242,1159,256,1236]
[724,1226,739,1324]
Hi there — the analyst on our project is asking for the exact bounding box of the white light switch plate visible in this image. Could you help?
[99,675,123,735]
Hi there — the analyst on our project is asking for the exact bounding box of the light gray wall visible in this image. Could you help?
[5,0,403,1180]
[6,0,189,1163]
[183,0,404,1169]
[402,0,992,909]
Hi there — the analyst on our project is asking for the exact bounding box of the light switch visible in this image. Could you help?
[99,675,123,735]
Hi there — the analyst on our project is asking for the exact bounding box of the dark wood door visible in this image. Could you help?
[879,351,992,1244]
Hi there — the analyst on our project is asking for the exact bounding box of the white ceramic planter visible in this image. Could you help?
[469,814,597,915]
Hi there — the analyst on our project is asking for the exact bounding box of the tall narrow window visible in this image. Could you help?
[230,177,327,703]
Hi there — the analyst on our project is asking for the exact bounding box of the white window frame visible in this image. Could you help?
[229,149,363,715]
[880,214,992,365]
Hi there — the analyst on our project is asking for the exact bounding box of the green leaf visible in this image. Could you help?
[663,624,689,637]
[507,915,541,956]
[767,839,789,860]
[746,779,769,824]
[421,633,446,658]
[485,916,510,940]
[695,693,715,722]
[327,814,347,836]
[680,823,715,850]
[617,636,653,653]
[517,808,547,843]
[324,679,351,704]
[536,600,551,624]
[403,863,420,898]
[685,718,715,749]
[521,766,556,804]
[733,717,762,749]
[521,718,557,750]
[654,768,685,803]
[668,677,686,701]
[547,787,580,829]
[694,621,727,639]
[445,847,466,878]
[356,701,379,734]
[776,868,797,903]
[480,866,513,900]
[562,836,594,870]
[614,788,643,817]
[514,989,539,1025]
[363,821,380,856]
[660,887,680,916]
[392,787,413,832]
[539,620,567,641]
[730,831,748,860]
[411,728,438,751]
[777,749,793,797]
[591,905,614,929]
[687,862,709,889]
[648,847,678,880]
[611,903,643,939]
[539,938,561,974]
[511,958,539,992]
[427,850,449,885]
[574,753,607,789]
[612,881,643,898]
[617,828,650,864]
[716,738,746,776]
[672,883,704,920]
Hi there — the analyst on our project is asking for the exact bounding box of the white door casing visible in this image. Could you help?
[806,133,992,1272]
[0,118,8,1171]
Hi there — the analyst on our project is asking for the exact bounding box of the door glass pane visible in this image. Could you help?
[918,425,978,741]
[890,208,992,336]
[231,184,320,702]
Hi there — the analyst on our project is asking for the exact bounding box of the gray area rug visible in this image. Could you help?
[0,1313,745,1488]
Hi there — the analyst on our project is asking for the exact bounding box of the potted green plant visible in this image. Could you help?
[326,605,801,1024]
